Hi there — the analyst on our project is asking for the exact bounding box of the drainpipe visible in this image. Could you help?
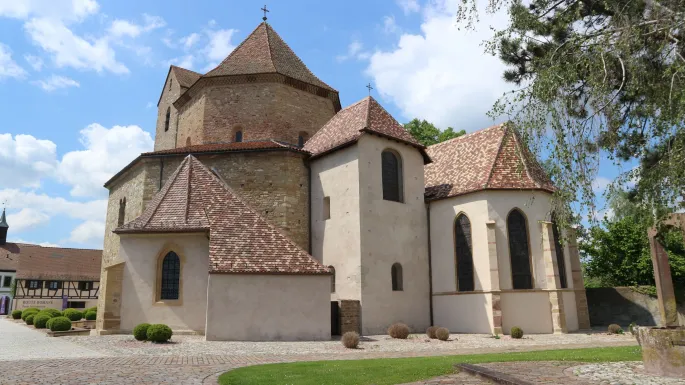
[427,203,434,326]
[306,160,312,255]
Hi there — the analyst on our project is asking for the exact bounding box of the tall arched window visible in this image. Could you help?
[382,150,403,202]
[552,220,568,288]
[235,130,243,142]
[164,107,170,132]
[507,209,533,289]
[117,198,126,227]
[391,263,403,291]
[329,266,336,293]
[455,213,474,292]
[160,251,181,300]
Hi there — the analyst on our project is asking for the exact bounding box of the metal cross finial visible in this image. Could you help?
[261,5,269,21]
[366,83,373,96]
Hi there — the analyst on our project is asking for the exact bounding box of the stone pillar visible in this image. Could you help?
[340,300,361,334]
[648,228,679,327]
[486,221,502,335]
[94,262,124,335]
[540,221,567,334]
[567,228,591,330]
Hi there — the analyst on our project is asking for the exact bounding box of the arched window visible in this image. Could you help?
[168,78,172,90]
[507,209,533,289]
[329,266,335,293]
[391,263,403,291]
[160,251,181,300]
[552,219,568,288]
[164,107,170,132]
[186,137,191,147]
[454,213,474,292]
[117,198,126,227]
[382,150,403,202]
[235,130,243,142]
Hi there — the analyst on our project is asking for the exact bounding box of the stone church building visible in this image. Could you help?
[94,21,590,340]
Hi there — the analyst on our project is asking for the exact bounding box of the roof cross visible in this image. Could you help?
[261,5,269,21]
[366,83,374,96]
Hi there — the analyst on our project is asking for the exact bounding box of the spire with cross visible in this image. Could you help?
[261,5,269,21]
[366,83,374,96]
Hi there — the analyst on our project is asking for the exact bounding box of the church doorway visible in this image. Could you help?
[330,301,340,336]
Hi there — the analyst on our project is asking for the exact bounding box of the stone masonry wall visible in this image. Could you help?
[154,71,182,151]
[586,287,685,326]
[179,82,335,147]
[177,93,206,147]
[340,300,361,334]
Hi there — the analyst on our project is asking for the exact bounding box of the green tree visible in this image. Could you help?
[404,119,466,146]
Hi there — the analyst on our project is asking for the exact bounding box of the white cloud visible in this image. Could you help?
[592,176,612,194]
[365,1,511,130]
[397,0,420,14]
[180,32,200,50]
[32,74,80,91]
[383,15,401,34]
[203,27,237,69]
[0,43,27,79]
[68,220,104,244]
[0,189,106,221]
[0,133,57,188]
[24,54,43,71]
[57,123,154,197]
[8,238,61,247]
[6,208,50,232]
[336,40,370,62]
[0,0,99,21]
[168,54,194,70]
[108,14,165,38]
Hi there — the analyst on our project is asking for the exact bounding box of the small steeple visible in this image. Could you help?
[0,208,8,245]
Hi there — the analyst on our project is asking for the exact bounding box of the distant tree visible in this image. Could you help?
[404,119,466,146]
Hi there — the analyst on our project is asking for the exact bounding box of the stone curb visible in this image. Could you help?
[457,363,534,385]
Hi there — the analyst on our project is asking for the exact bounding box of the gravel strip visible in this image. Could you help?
[572,361,684,384]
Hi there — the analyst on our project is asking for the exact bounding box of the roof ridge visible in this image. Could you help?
[483,125,510,189]
[13,244,102,252]
[264,23,277,72]
[142,156,191,227]
[206,23,263,75]
[509,129,539,188]
[362,96,372,130]
[428,123,505,149]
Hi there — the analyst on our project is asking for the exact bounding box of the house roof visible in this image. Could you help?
[424,124,555,201]
[204,22,335,92]
[303,96,430,163]
[141,140,307,156]
[116,155,330,275]
[171,65,201,88]
[6,244,102,281]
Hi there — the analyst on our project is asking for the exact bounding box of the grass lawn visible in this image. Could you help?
[218,345,641,385]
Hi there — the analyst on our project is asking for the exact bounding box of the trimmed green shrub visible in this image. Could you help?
[341,331,360,348]
[511,326,524,339]
[33,313,52,329]
[146,324,173,343]
[608,324,623,334]
[39,308,61,318]
[84,310,97,320]
[426,326,438,339]
[133,323,151,341]
[22,307,39,313]
[435,327,450,341]
[46,318,55,330]
[21,309,38,321]
[11,310,22,319]
[387,323,410,339]
[85,306,97,314]
[49,317,72,332]
[25,314,35,325]
[62,308,83,321]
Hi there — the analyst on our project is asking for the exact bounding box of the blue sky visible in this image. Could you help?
[0,0,622,249]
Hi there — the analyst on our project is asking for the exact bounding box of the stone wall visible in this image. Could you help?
[177,93,206,147]
[586,287,685,326]
[339,300,361,334]
[154,71,182,151]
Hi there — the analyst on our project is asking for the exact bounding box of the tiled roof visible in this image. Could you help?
[0,243,21,271]
[424,124,555,201]
[170,65,201,88]
[116,155,330,275]
[204,22,335,92]
[8,244,102,281]
[304,96,429,162]
[142,140,307,156]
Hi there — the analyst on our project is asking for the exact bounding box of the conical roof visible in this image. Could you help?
[0,208,8,228]
[424,124,556,201]
[204,22,335,91]
[304,96,429,162]
[116,155,330,275]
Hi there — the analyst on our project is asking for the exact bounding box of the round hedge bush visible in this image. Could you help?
[608,324,623,334]
[85,306,97,314]
[84,310,97,320]
[39,308,61,318]
[435,327,450,341]
[22,307,39,313]
[11,310,22,320]
[33,313,52,329]
[25,314,35,325]
[21,309,38,321]
[49,317,72,332]
[46,318,55,330]
[341,331,360,349]
[146,324,173,343]
[133,323,151,341]
[387,323,410,339]
[62,308,83,321]
[511,326,524,339]
[426,326,438,339]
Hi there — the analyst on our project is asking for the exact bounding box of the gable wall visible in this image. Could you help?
[177,92,206,147]
[154,71,182,151]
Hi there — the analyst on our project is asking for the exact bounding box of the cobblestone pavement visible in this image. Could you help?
[571,361,685,384]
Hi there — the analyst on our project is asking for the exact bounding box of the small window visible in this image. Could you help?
[235,130,243,142]
[67,301,86,309]
[323,197,331,220]
[28,280,40,289]
[47,281,61,290]
[169,78,172,90]
[164,107,170,132]
[381,150,403,202]
[186,137,191,146]
[160,251,181,300]
[118,197,126,227]
[78,281,93,291]
[1,276,10,287]
[391,263,403,291]
[329,266,335,293]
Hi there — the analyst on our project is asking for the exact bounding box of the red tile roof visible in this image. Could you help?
[6,244,102,281]
[204,22,335,92]
[170,65,201,88]
[304,96,429,162]
[424,124,555,201]
[116,155,330,275]
[141,140,307,156]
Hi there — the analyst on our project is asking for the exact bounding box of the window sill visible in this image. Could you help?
[154,299,183,306]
